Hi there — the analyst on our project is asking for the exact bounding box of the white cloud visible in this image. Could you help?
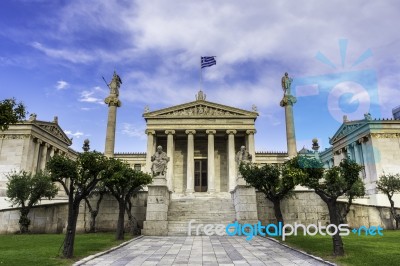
[121,123,146,140]
[64,130,84,139]
[79,86,107,105]
[55,80,69,90]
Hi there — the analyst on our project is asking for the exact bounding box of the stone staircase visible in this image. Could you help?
[167,192,236,236]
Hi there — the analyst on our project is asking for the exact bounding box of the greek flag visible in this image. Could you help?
[201,56,216,68]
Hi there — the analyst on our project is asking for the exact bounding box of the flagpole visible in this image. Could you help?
[200,57,203,90]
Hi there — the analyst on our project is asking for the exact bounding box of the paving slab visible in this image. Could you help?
[74,236,334,266]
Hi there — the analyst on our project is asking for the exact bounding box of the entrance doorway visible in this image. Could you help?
[194,159,208,192]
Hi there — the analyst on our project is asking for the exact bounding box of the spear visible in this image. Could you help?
[102,76,110,89]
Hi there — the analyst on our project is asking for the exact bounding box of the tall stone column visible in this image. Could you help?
[32,139,41,174]
[185,130,196,194]
[280,72,297,158]
[39,143,49,170]
[165,130,175,192]
[206,130,216,193]
[246,130,256,162]
[226,130,237,192]
[104,72,122,158]
[145,130,156,173]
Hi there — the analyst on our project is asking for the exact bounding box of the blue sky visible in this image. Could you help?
[1,0,399,153]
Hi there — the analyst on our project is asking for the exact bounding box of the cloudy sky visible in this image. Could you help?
[1,0,399,153]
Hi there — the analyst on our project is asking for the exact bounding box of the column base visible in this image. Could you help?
[185,189,194,197]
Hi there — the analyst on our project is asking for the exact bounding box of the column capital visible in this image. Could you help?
[145,129,156,135]
[246,129,256,135]
[165,130,175,135]
[206,130,216,135]
[185,130,196,135]
[226,130,237,135]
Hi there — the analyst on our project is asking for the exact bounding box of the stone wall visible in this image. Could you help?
[0,191,148,234]
[256,190,399,229]
[256,191,330,226]
[0,202,68,234]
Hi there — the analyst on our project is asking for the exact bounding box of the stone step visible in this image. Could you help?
[167,221,235,236]
[167,195,236,236]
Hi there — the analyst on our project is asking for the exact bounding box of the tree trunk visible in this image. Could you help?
[19,207,30,234]
[116,199,125,240]
[89,211,98,233]
[63,202,80,258]
[388,196,398,229]
[326,200,345,256]
[272,199,284,225]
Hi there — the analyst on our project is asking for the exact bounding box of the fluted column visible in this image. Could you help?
[206,130,216,193]
[32,139,41,174]
[186,130,196,194]
[104,92,121,158]
[49,146,55,158]
[145,130,156,174]
[40,143,49,170]
[165,130,175,191]
[226,130,237,191]
[246,130,256,162]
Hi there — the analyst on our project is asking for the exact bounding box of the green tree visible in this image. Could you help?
[103,158,152,240]
[0,98,27,131]
[239,162,297,225]
[376,173,400,229]
[291,157,364,256]
[6,171,58,233]
[46,152,107,258]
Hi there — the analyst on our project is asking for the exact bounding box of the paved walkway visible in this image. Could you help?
[77,236,332,266]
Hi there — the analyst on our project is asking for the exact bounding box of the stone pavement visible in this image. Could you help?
[76,236,333,266]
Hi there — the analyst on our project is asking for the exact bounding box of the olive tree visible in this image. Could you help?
[239,162,297,225]
[290,157,364,256]
[6,171,58,233]
[103,158,152,240]
[376,173,400,229]
[46,151,107,258]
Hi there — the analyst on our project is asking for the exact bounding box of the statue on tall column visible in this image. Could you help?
[281,72,293,95]
[151,145,170,177]
[103,71,122,97]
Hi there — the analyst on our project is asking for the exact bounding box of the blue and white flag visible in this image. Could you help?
[201,56,216,68]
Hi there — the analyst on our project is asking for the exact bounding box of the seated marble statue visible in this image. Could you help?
[236,145,252,166]
[151,145,170,176]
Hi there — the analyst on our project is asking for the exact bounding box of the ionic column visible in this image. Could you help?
[226,130,237,191]
[40,143,49,170]
[145,130,156,174]
[206,130,216,193]
[32,139,41,174]
[246,130,256,162]
[49,146,55,158]
[354,143,361,165]
[185,130,196,194]
[165,130,175,191]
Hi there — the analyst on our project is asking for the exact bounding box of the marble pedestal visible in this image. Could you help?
[231,176,259,224]
[142,175,170,236]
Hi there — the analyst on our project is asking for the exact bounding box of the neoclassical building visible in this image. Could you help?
[1,89,399,234]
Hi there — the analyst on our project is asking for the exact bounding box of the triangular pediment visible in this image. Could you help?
[329,121,366,144]
[34,121,72,145]
[143,100,258,119]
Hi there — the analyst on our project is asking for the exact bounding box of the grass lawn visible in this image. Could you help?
[277,229,400,266]
[0,232,134,266]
